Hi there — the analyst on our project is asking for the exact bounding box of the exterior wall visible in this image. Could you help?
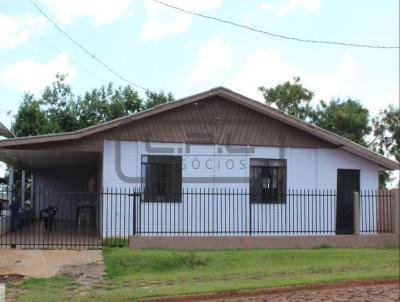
[33,165,97,221]
[103,141,379,190]
[102,140,379,237]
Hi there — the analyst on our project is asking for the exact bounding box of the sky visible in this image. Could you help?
[0,0,399,178]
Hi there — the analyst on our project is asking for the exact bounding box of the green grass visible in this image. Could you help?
[9,275,79,302]
[9,246,399,302]
[101,237,129,247]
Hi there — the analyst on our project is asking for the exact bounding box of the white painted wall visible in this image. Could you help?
[102,141,379,237]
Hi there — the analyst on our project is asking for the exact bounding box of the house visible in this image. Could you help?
[0,87,398,247]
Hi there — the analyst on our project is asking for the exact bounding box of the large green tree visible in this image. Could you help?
[77,83,142,129]
[370,105,400,186]
[312,99,372,146]
[260,77,398,187]
[259,77,314,120]
[12,74,174,137]
[371,105,400,162]
[12,94,54,137]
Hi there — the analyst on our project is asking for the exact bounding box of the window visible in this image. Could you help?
[141,155,182,202]
[250,159,286,204]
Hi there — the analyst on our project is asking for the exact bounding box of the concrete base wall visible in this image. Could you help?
[129,234,399,250]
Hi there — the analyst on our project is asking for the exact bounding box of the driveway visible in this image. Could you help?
[0,249,103,278]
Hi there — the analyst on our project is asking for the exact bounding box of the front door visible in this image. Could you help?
[336,169,360,234]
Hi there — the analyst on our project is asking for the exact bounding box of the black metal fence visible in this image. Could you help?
[0,187,395,249]
[360,190,394,234]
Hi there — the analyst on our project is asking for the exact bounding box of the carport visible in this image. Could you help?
[0,134,103,248]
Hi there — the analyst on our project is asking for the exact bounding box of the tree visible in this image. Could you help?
[12,94,54,136]
[40,73,79,133]
[259,77,371,146]
[77,83,142,129]
[312,99,372,146]
[11,74,174,137]
[371,105,400,161]
[370,105,400,187]
[259,77,314,120]
[143,90,174,110]
[259,77,395,187]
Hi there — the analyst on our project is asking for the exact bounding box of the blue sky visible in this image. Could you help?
[0,0,398,130]
[0,0,398,178]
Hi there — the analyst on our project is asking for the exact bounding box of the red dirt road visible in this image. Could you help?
[204,283,400,302]
[142,279,400,302]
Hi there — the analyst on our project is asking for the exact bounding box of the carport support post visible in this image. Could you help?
[21,169,26,205]
[7,166,14,202]
[353,191,360,235]
[30,173,34,208]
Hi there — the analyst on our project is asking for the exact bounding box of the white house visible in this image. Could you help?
[0,87,397,245]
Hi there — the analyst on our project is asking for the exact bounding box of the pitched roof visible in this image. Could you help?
[0,87,398,170]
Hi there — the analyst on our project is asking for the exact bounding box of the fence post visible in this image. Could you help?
[393,189,399,237]
[353,191,360,235]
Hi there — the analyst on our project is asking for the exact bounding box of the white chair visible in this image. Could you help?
[77,209,90,227]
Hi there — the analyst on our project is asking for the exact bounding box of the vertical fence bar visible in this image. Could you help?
[249,192,252,236]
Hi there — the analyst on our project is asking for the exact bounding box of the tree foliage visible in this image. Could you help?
[371,105,400,162]
[312,99,371,146]
[260,77,399,188]
[259,77,314,120]
[371,105,400,186]
[12,94,54,137]
[12,74,174,137]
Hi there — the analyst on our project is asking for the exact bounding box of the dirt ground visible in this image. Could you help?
[144,279,400,302]
[0,249,103,278]
[202,283,400,302]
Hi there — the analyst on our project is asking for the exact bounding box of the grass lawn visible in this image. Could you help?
[9,246,399,301]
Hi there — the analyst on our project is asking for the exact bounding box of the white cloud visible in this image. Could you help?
[39,0,132,26]
[303,53,358,104]
[186,35,233,84]
[141,0,222,40]
[228,50,361,107]
[229,49,298,100]
[0,13,47,50]
[260,0,321,16]
[0,53,76,92]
